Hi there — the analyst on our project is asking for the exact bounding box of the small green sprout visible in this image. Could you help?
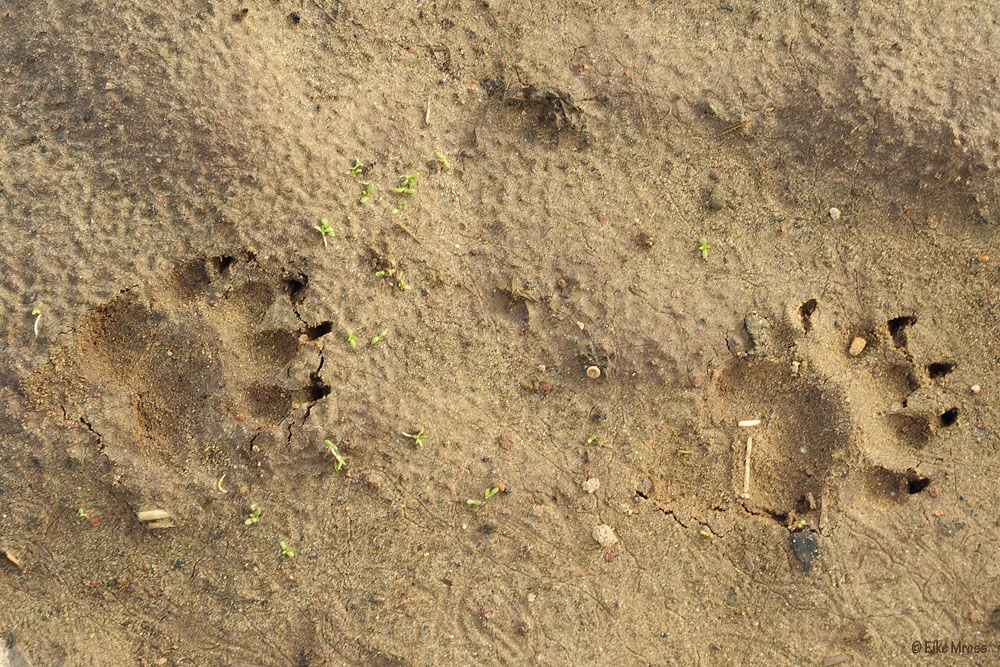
[370,329,388,345]
[375,268,396,277]
[360,183,373,203]
[391,200,407,215]
[314,218,335,247]
[244,506,262,526]
[677,449,693,455]
[346,330,358,349]
[393,173,419,194]
[279,540,295,558]
[32,304,41,337]
[699,528,713,538]
[397,276,411,290]
[434,151,451,170]
[347,159,363,176]
[698,237,711,260]
[402,427,427,448]
[77,507,87,518]
[467,487,500,506]
[324,439,347,470]
[587,435,598,444]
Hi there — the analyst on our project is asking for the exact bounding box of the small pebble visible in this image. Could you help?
[592,524,618,547]
[929,487,939,498]
[980,254,990,263]
[709,188,725,211]
[848,336,867,356]
[582,478,600,494]
[933,509,945,518]
[971,384,982,395]
[708,170,720,181]
[829,207,841,221]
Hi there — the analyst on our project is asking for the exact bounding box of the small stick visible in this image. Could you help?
[819,489,829,533]
[717,120,748,138]
[425,95,432,126]
[394,220,421,244]
[741,436,753,499]
[738,419,761,428]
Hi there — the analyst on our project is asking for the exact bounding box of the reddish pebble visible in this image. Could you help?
[671,289,681,299]
[92,517,100,526]
[604,552,616,563]
[597,213,607,223]
[971,384,982,394]
[90,579,101,587]
[407,46,415,52]
[235,413,244,421]
[708,171,720,181]
[979,254,989,263]
[929,486,939,498]
[933,510,945,518]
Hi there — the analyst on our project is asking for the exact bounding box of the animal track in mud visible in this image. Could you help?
[705,301,962,526]
[49,253,332,477]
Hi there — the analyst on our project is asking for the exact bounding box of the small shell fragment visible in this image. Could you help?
[586,365,601,379]
[3,549,24,570]
[848,337,867,356]
[136,509,172,522]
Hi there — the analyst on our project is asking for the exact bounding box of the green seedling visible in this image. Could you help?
[315,218,335,247]
[699,528,713,538]
[360,183,373,203]
[347,159,363,176]
[587,435,598,444]
[393,173,419,194]
[77,507,87,518]
[698,237,711,260]
[279,540,295,558]
[374,268,396,277]
[32,304,41,337]
[346,330,358,349]
[434,151,451,170]
[467,487,500,506]
[677,449,693,455]
[370,329,388,345]
[244,506,262,526]
[324,439,347,470]
[397,276,411,290]
[402,427,427,448]
[391,201,407,215]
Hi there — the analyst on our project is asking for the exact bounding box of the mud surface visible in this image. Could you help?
[2,1,999,664]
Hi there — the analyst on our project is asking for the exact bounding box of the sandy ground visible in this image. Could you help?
[2,1,1000,664]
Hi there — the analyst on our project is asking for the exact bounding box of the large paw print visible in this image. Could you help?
[43,253,332,502]
[705,301,962,527]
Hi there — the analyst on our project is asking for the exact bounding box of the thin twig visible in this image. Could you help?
[741,436,753,499]
[394,220,421,244]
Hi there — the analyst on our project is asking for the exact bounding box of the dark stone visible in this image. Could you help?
[788,528,819,574]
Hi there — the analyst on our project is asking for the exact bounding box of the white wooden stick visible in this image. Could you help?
[741,436,753,499]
